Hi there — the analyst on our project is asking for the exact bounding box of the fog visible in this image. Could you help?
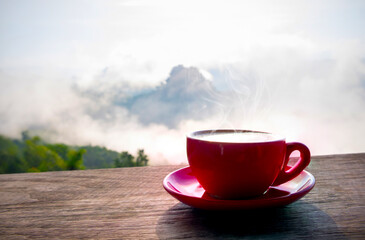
[1,0,364,164]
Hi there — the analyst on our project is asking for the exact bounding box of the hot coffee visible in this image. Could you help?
[187,129,311,199]
[193,131,280,143]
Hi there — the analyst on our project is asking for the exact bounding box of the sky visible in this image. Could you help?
[0,0,365,164]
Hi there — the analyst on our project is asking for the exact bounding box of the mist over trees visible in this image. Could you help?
[0,132,149,174]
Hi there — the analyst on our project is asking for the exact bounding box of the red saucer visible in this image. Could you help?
[163,166,315,210]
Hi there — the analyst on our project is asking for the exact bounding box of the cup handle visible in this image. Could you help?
[272,142,311,186]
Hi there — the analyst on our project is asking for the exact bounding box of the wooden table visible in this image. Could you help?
[0,153,364,239]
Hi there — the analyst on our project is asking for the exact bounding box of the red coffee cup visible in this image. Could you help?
[187,129,311,199]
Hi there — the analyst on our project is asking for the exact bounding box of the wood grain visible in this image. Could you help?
[0,153,364,239]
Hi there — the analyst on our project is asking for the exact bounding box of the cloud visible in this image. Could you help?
[119,65,218,127]
[75,46,365,157]
[1,48,365,166]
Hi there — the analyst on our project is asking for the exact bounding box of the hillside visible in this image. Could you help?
[0,132,148,174]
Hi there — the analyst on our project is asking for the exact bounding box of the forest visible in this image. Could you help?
[0,131,149,174]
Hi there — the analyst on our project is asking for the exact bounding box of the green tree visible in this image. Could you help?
[135,149,148,166]
[46,144,86,170]
[66,148,86,170]
[81,145,118,169]
[114,151,135,167]
[24,136,66,172]
[46,144,69,160]
[0,135,27,173]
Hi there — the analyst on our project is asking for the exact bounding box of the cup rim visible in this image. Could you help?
[187,129,286,143]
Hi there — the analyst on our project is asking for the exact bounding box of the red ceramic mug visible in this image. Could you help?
[187,129,311,199]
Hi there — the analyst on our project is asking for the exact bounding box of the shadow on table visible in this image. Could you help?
[156,201,347,239]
